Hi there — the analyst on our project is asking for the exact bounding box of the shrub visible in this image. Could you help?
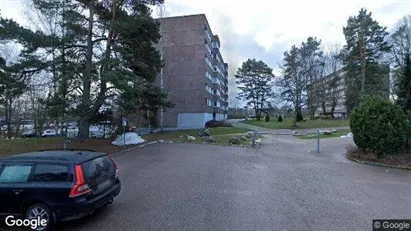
[350,96,408,158]
[405,111,411,151]
[205,120,232,128]
[278,115,283,122]
[265,114,270,122]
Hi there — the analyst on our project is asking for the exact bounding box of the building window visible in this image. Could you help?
[213,113,216,120]
[205,98,207,105]
[213,90,217,95]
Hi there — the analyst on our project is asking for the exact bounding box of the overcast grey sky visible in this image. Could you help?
[0,0,410,102]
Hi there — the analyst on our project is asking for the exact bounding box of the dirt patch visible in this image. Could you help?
[0,138,136,156]
[346,144,411,168]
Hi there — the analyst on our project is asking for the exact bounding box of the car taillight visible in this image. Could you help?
[69,165,91,198]
[110,157,119,179]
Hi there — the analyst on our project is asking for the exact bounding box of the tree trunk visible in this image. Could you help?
[360,36,366,94]
[15,119,21,139]
[6,97,12,139]
[78,3,94,139]
[78,119,90,140]
[321,102,326,115]
[254,108,260,121]
[330,102,336,118]
[295,107,303,123]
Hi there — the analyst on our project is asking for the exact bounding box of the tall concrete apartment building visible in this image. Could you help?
[157,14,229,128]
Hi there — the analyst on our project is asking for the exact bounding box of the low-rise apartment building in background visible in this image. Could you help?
[157,14,229,128]
[308,69,347,118]
[308,64,390,118]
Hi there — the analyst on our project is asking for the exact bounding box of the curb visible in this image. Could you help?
[346,155,411,170]
[110,140,173,157]
[110,139,261,156]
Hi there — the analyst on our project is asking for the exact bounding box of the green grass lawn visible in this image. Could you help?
[297,129,352,139]
[142,127,258,146]
[0,127,257,157]
[0,137,126,156]
[243,118,350,129]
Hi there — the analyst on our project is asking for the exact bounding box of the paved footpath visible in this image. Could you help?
[227,119,350,135]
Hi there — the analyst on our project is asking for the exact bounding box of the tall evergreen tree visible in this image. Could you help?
[342,8,391,114]
[21,0,169,138]
[0,12,49,138]
[278,45,304,124]
[235,59,275,121]
[389,15,411,96]
[299,37,323,119]
[278,37,322,124]
[396,54,411,112]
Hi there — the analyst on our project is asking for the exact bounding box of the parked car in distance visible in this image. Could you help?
[21,130,37,138]
[0,149,121,231]
[41,129,57,138]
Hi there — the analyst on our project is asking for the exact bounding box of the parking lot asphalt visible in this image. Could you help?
[3,135,411,231]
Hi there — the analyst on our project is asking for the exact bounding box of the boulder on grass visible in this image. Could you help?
[229,137,241,145]
[204,136,216,143]
[246,132,252,138]
[331,129,337,133]
[323,129,333,135]
[240,136,248,141]
[186,135,196,141]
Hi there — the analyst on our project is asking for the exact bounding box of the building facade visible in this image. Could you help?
[308,69,347,118]
[157,14,229,128]
[308,65,390,118]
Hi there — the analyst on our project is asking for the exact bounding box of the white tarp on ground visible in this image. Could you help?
[340,132,353,138]
[111,132,145,146]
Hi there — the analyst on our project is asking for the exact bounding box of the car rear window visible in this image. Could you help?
[33,164,72,182]
[81,155,115,184]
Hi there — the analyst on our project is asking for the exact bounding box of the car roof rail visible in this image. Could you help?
[39,148,97,152]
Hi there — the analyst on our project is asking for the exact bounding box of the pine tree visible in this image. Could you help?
[299,37,323,120]
[342,8,391,114]
[396,54,411,112]
[278,45,303,125]
[0,12,48,138]
[235,59,275,121]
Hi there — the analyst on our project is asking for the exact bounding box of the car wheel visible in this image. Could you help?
[26,204,53,231]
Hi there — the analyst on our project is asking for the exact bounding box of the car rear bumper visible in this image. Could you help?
[56,180,121,222]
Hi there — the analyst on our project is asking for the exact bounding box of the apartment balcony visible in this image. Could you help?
[211,77,221,85]
[205,57,213,69]
[205,29,212,42]
[205,71,213,81]
[205,44,212,56]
